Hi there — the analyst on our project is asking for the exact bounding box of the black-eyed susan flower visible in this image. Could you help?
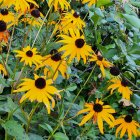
[14,74,61,114]
[82,0,97,7]
[114,115,140,140]
[90,54,112,77]
[0,20,9,43]
[77,99,115,134]
[58,29,93,63]
[22,9,44,27]
[0,63,7,76]
[0,9,15,24]
[58,10,85,34]
[36,49,69,80]
[48,0,70,11]
[2,0,38,13]
[107,78,132,100]
[14,46,43,67]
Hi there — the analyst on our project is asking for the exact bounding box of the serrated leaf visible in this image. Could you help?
[2,120,29,140]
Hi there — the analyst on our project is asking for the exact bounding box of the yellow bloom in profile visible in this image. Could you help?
[82,0,97,7]
[107,78,132,100]
[77,99,115,134]
[114,115,140,140]
[14,46,43,67]
[90,54,112,77]
[1,0,38,13]
[58,29,93,63]
[14,74,61,114]
[0,20,9,43]
[48,0,70,11]
[58,10,85,34]
[0,63,7,76]
[36,49,69,80]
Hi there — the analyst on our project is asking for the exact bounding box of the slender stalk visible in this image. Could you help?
[48,64,96,140]
[31,5,52,48]
[26,103,39,133]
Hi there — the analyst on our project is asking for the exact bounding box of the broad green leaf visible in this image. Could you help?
[53,132,69,140]
[123,14,140,28]
[39,123,53,133]
[2,120,29,140]
[66,83,77,92]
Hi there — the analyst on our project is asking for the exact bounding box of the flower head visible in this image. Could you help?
[90,54,112,77]
[58,10,85,34]
[58,29,93,63]
[77,99,115,134]
[48,0,70,11]
[2,0,38,13]
[114,115,140,140]
[14,74,61,114]
[107,78,132,100]
[36,49,69,80]
[14,46,43,67]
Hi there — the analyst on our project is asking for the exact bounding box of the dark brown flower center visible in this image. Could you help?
[50,49,61,62]
[35,78,46,89]
[97,55,103,61]
[0,20,7,32]
[110,66,120,76]
[121,79,128,87]
[124,115,132,123]
[31,9,40,18]
[73,12,79,18]
[1,9,8,15]
[75,38,85,48]
[93,103,103,112]
[26,50,33,57]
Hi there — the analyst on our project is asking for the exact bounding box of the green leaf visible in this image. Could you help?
[28,133,43,140]
[123,14,140,28]
[96,0,111,7]
[39,123,53,133]
[66,83,77,92]
[53,132,69,140]
[2,120,29,140]
[130,0,140,8]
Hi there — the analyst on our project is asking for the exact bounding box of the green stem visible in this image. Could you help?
[26,103,39,133]
[31,5,52,48]
[48,64,96,140]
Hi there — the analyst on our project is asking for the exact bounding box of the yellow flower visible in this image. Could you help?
[77,99,115,134]
[0,63,7,76]
[82,0,97,7]
[1,0,38,13]
[14,74,61,114]
[14,46,43,67]
[48,0,70,11]
[58,10,85,34]
[0,20,9,43]
[107,78,132,100]
[21,9,44,27]
[36,49,69,80]
[114,115,140,140]
[0,9,15,23]
[58,29,93,63]
[90,54,112,77]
